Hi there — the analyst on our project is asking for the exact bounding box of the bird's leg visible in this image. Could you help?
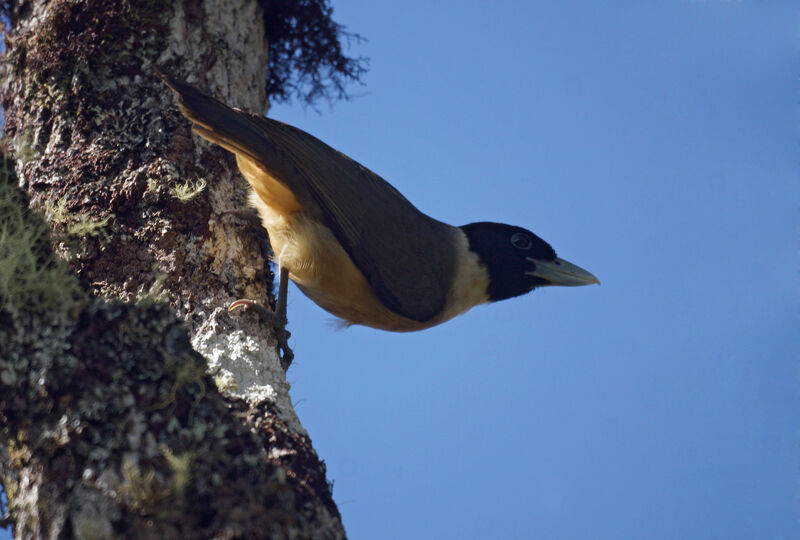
[228,266,294,370]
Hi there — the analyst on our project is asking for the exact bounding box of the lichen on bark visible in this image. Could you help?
[0,0,364,536]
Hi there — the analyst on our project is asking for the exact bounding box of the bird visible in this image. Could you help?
[159,72,598,364]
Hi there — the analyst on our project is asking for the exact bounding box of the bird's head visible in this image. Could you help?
[460,222,599,302]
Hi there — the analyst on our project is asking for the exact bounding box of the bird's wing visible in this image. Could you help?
[161,74,456,322]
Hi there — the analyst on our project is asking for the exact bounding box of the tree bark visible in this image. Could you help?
[0,0,344,537]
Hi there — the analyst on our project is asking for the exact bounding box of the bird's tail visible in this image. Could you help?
[156,69,276,166]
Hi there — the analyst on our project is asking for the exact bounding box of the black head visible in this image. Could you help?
[460,222,598,302]
[461,222,555,301]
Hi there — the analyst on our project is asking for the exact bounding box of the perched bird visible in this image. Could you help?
[159,72,598,363]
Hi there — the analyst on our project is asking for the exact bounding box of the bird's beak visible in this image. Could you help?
[526,257,600,286]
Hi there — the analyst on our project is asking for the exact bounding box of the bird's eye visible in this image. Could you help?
[510,232,532,250]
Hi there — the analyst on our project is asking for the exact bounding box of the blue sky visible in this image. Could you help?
[3,2,797,539]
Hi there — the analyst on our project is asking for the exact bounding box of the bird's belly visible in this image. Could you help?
[249,192,432,331]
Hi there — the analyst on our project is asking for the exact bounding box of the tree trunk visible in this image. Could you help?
[0,0,344,537]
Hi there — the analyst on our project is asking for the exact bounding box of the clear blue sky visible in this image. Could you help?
[3,2,797,539]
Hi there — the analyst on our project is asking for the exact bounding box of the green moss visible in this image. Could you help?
[1,475,17,508]
[159,444,194,495]
[120,445,194,519]
[43,193,113,240]
[43,195,70,226]
[66,213,113,238]
[153,352,207,411]
[121,459,165,511]
[6,439,30,468]
[0,154,87,316]
[10,129,37,164]
[169,178,207,203]
[213,372,238,393]
[146,175,160,195]
[136,269,168,308]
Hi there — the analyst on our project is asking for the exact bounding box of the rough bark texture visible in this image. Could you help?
[0,0,346,537]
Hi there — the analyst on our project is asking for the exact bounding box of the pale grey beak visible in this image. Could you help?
[526,257,600,287]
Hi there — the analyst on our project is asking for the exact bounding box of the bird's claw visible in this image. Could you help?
[228,299,294,370]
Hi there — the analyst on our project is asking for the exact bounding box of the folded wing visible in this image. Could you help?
[162,74,456,322]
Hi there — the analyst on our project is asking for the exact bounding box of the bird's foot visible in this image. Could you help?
[228,299,294,370]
